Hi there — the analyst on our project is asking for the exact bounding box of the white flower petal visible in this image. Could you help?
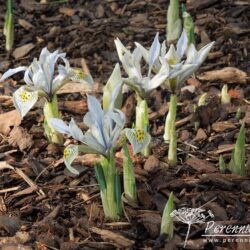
[69,118,84,141]
[176,30,188,59]
[148,32,161,72]
[49,118,70,134]
[63,144,79,175]
[13,86,38,118]
[0,66,27,81]
[125,128,151,154]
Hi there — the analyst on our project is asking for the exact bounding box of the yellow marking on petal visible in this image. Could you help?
[71,68,86,80]
[64,148,70,159]
[19,90,32,103]
[134,129,145,142]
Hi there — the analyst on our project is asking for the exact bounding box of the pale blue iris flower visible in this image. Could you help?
[114,32,195,96]
[135,30,214,91]
[50,85,151,174]
[0,47,93,118]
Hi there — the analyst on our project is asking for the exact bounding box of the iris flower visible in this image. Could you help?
[0,47,93,118]
[136,30,214,92]
[50,85,151,174]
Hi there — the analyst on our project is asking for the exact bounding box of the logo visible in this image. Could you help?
[170,207,214,248]
[171,207,250,248]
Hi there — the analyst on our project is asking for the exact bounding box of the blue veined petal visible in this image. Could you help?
[32,67,50,94]
[165,44,179,65]
[63,144,80,175]
[125,128,151,154]
[196,42,214,65]
[109,110,126,147]
[114,38,130,61]
[145,60,170,92]
[132,47,143,79]
[81,132,107,155]
[121,52,142,81]
[86,95,104,124]
[13,86,39,118]
[24,67,34,86]
[185,44,197,64]
[69,118,84,142]
[49,118,71,135]
[176,30,188,59]
[51,74,66,94]
[0,66,27,81]
[148,32,161,76]
[135,42,149,64]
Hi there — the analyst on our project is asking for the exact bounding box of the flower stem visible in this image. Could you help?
[123,143,137,203]
[43,94,63,145]
[164,94,177,166]
[135,94,150,156]
[96,153,122,221]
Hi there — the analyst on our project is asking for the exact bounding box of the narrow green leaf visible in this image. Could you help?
[219,155,226,174]
[236,107,241,121]
[4,0,14,51]
[94,164,106,191]
[182,4,195,45]
[114,173,122,215]
[161,192,174,239]
[228,123,245,176]
[123,143,137,203]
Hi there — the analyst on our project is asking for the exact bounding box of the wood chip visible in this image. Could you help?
[186,157,218,173]
[57,82,102,94]
[59,7,75,17]
[18,19,35,30]
[193,128,207,141]
[91,227,135,248]
[212,121,236,132]
[12,43,36,59]
[198,67,247,84]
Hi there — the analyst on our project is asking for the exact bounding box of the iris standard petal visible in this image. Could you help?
[81,132,107,155]
[176,30,188,59]
[148,32,161,75]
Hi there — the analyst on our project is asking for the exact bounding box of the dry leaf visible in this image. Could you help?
[0,110,21,136]
[91,227,135,248]
[59,7,75,16]
[8,127,33,151]
[12,43,36,59]
[198,67,247,84]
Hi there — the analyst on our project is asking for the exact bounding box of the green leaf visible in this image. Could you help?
[94,164,106,191]
[103,64,123,111]
[123,143,137,203]
[182,4,195,45]
[167,0,182,42]
[219,155,226,174]
[161,192,174,239]
[228,123,245,176]
[4,0,14,51]
[114,173,122,215]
